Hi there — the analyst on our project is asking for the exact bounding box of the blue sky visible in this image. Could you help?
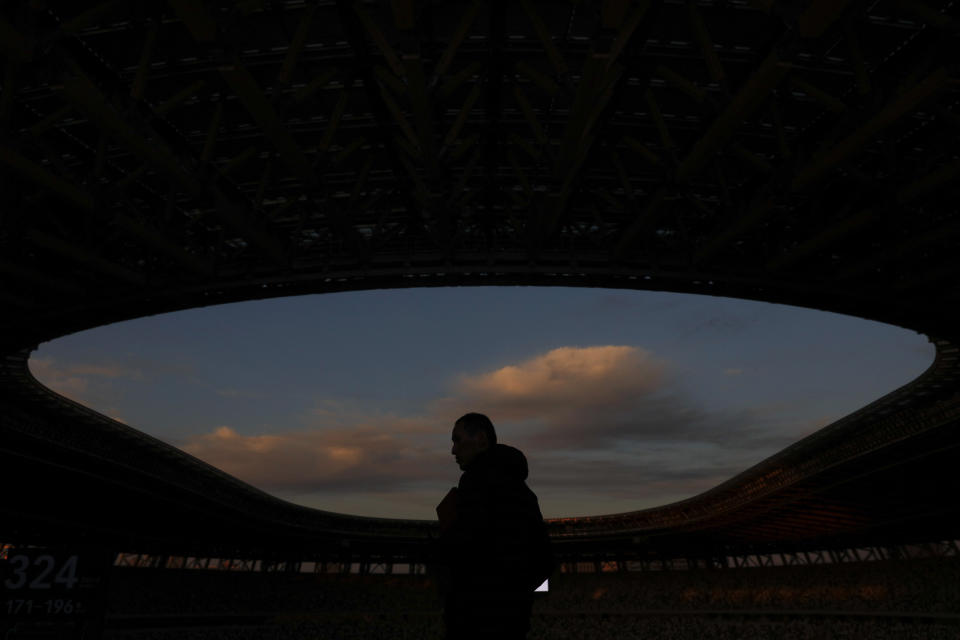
[28,286,935,520]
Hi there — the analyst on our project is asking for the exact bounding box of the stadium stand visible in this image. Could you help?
[4,0,960,638]
[91,555,960,639]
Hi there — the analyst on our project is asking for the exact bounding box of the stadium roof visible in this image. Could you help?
[1,0,959,556]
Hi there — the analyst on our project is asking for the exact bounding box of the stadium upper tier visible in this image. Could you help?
[1,0,959,557]
[2,338,959,557]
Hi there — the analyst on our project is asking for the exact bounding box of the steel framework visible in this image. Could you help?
[1,0,959,561]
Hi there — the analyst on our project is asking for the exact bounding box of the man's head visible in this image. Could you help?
[451,412,497,470]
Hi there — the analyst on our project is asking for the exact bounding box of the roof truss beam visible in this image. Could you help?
[538,0,658,241]
[791,67,950,191]
[26,229,146,286]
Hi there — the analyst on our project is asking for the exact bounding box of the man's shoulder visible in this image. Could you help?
[462,471,535,508]
[458,463,497,487]
[476,444,529,477]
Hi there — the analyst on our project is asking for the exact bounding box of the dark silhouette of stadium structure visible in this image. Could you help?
[2,0,960,592]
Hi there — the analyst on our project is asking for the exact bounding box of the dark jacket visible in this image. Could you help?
[435,444,554,636]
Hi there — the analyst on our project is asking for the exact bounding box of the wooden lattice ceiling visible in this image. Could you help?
[1,0,958,352]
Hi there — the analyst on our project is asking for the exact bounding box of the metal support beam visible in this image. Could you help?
[292,68,340,107]
[676,50,791,184]
[797,0,856,38]
[614,185,668,259]
[131,20,159,101]
[537,1,655,241]
[405,55,440,180]
[837,219,960,282]
[438,62,483,103]
[0,16,35,62]
[520,0,569,83]
[60,62,198,194]
[319,90,349,155]
[218,65,315,186]
[155,80,206,117]
[443,84,482,152]
[0,261,86,296]
[0,291,33,309]
[26,229,146,286]
[433,1,482,85]
[792,67,950,191]
[0,146,96,212]
[765,205,872,273]
[686,0,726,91]
[168,0,217,42]
[27,105,73,138]
[335,0,439,251]
[689,22,949,269]
[623,136,664,168]
[843,19,871,97]
[514,85,548,145]
[645,89,676,158]
[277,3,318,90]
[112,214,215,277]
[893,0,960,31]
[789,75,848,113]
[354,4,405,80]
[516,61,559,97]
[655,64,708,104]
[897,158,960,203]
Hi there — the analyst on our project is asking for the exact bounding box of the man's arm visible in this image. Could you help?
[436,486,458,533]
[489,480,555,592]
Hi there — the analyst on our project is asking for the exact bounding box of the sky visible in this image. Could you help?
[28,286,935,521]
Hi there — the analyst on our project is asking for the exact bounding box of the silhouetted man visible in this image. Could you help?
[435,413,554,640]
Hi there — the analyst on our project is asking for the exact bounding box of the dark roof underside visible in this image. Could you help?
[1,0,959,555]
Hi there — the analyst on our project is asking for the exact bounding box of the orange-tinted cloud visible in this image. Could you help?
[30,357,143,380]
[28,357,92,402]
[176,345,813,518]
[432,345,701,450]
[180,346,679,494]
[453,345,667,418]
[28,355,171,407]
[180,419,448,494]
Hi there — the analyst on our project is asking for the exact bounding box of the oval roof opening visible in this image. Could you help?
[28,286,934,520]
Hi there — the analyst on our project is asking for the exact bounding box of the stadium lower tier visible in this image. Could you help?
[100,614,960,640]
[101,556,960,617]
[8,557,957,639]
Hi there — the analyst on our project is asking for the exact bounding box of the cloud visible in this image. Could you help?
[723,368,743,376]
[180,419,449,494]
[432,345,776,452]
[177,345,820,518]
[28,354,193,408]
[28,357,92,401]
[28,356,166,428]
[432,345,673,449]
[30,356,144,381]
[31,357,143,380]
[455,346,666,413]
[64,362,143,379]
